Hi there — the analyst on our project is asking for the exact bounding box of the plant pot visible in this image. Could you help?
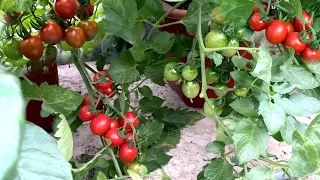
[23,53,59,131]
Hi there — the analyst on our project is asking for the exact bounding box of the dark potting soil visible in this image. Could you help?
[166,0,192,10]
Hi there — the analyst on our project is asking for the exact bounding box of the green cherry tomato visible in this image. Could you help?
[205,29,227,49]
[182,81,200,99]
[235,27,246,40]
[124,161,148,176]
[204,98,223,117]
[210,7,226,25]
[210,21,221,31]
[2,38,23,60]
[235,88,248,97]
[164,62,181,81]
[205,68,220,84]
[221,37,239,57]
[182,65,198,81]
[214,83,228,97]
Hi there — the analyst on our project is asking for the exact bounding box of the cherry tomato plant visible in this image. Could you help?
[2,0,320,179]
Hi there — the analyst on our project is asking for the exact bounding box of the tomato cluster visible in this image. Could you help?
[2,0,98,61]
[249,4,319,62]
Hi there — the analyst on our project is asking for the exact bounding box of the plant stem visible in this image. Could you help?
[244,164,248,174]
[204,47,259,53]
[197,5,232,138]
[71,49,96,108]
[129,78,147,93]
[146,0,187,40]
[83,62,97,74]
[157,20,182,28]
[258,157,289,168]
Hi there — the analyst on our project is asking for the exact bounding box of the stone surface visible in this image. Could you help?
[58,61,308,180]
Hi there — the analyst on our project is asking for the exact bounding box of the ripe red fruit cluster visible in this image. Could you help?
[249,9,319,62]
[93,71,116,98]
[78,103,140,163]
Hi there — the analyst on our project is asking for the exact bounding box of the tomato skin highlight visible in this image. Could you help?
[3,38,23,60]
[54,0,79,19]
[205,29,227,48]
[265,20,288,45]
[109,118,119,129]
[182,81,200,99]
[40,20,63,45]
[182,65,198,81]
[205,68,220,84]
[286,22,294,34]
[118,144,138,163]
[301,45,320,62]
[20,35,44,60]
[293,11,314,32]
[249,13,268,31]
[77,19,98,41]
[78,105,95,121]
[283,32,306,54]
[64,26,86,48]
[104,128,124,147]
[90,113,111,135]
[119,112,139,131]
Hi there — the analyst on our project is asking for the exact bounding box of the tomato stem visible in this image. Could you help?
[83,62,97,74]
[100,136,123,177]
[146,0,187,40]
[204,47,259,53]
[197,5,233,138]
[258,157,290,168]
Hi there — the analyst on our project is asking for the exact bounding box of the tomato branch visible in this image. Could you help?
[204,47,259,53]
[197,5,232,138]
[100,136,123,177]
[258,157,289,168]
[146,0,187,40]
[83,62,97,74]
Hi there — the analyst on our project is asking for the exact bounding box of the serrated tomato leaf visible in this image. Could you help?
[230,97,259,117]
[143,146,172,172]
[244,166,275,180]
[138,121,164,146]
[251,45,272,84]
[150,32,175,54]
[53,114,73,161]
[139,96,164,113]
[203,158,233,180]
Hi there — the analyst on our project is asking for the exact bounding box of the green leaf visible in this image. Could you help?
[138,122,164,146]
[53,114,73,161]
[101,0,145,44]
[221,0,254,27]
[251,45,272,84]
[16,122,72,179]
[207,52,224,67]
[155,130,181,150]
[144,146,172,172]
[129,41,148,62]
[0,0,33,12]
[302,87,320,100]
[93,171,108,180]
[128,170,142,180]
[138,0,164,20]
[289,0,303,19]
[0,73,25,180]
[138,85,153,98]
[203,158,233,180]
[229,97,259,117]
[230,71,254,88]
[216,124,234,145]
[139,96,164,113]
[275,93,320,117]
[280,116,307,144]
[205,141,225,155]
[21,81,83,117]
[280,64,320,89]
[109,51,140,84]
[259,100,286,135]
[150,32,175,54]
[244,166,275,180]
[161,168,171,180]
[272,82,296,94]
[170,35,193,58]
[231,56,249,70]
[250,80,269,102]
[233,120,268,164]
[153,107,204,129]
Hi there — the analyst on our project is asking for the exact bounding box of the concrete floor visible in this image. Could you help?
[58,62,304,180]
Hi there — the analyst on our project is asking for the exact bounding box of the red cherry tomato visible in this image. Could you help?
[93,71,113,89]
[82,93,103,109]
[2,11,21,24]
[90,113,111,135]
[301,45,320,62]
[118,144,138,163]
[252,2,268,14]
[283,32,306,54]
[237,44,253,60]
[78,105,95,121]
[40,20,63,45]
[249,13,268,31]
[104,128,124,147]
[123,131,137,144]
[77,19,98,41]
[54,0,79,19]
[119,112,139,131]
[109,118,119,129]
[293,11,314,32]
[100,87,115,98]
[286,22,294,34]
[226,78,235,89]
[64,26,86,48]
[78,0,94,19]
[20,35,44,60]
[265,20,288,45]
